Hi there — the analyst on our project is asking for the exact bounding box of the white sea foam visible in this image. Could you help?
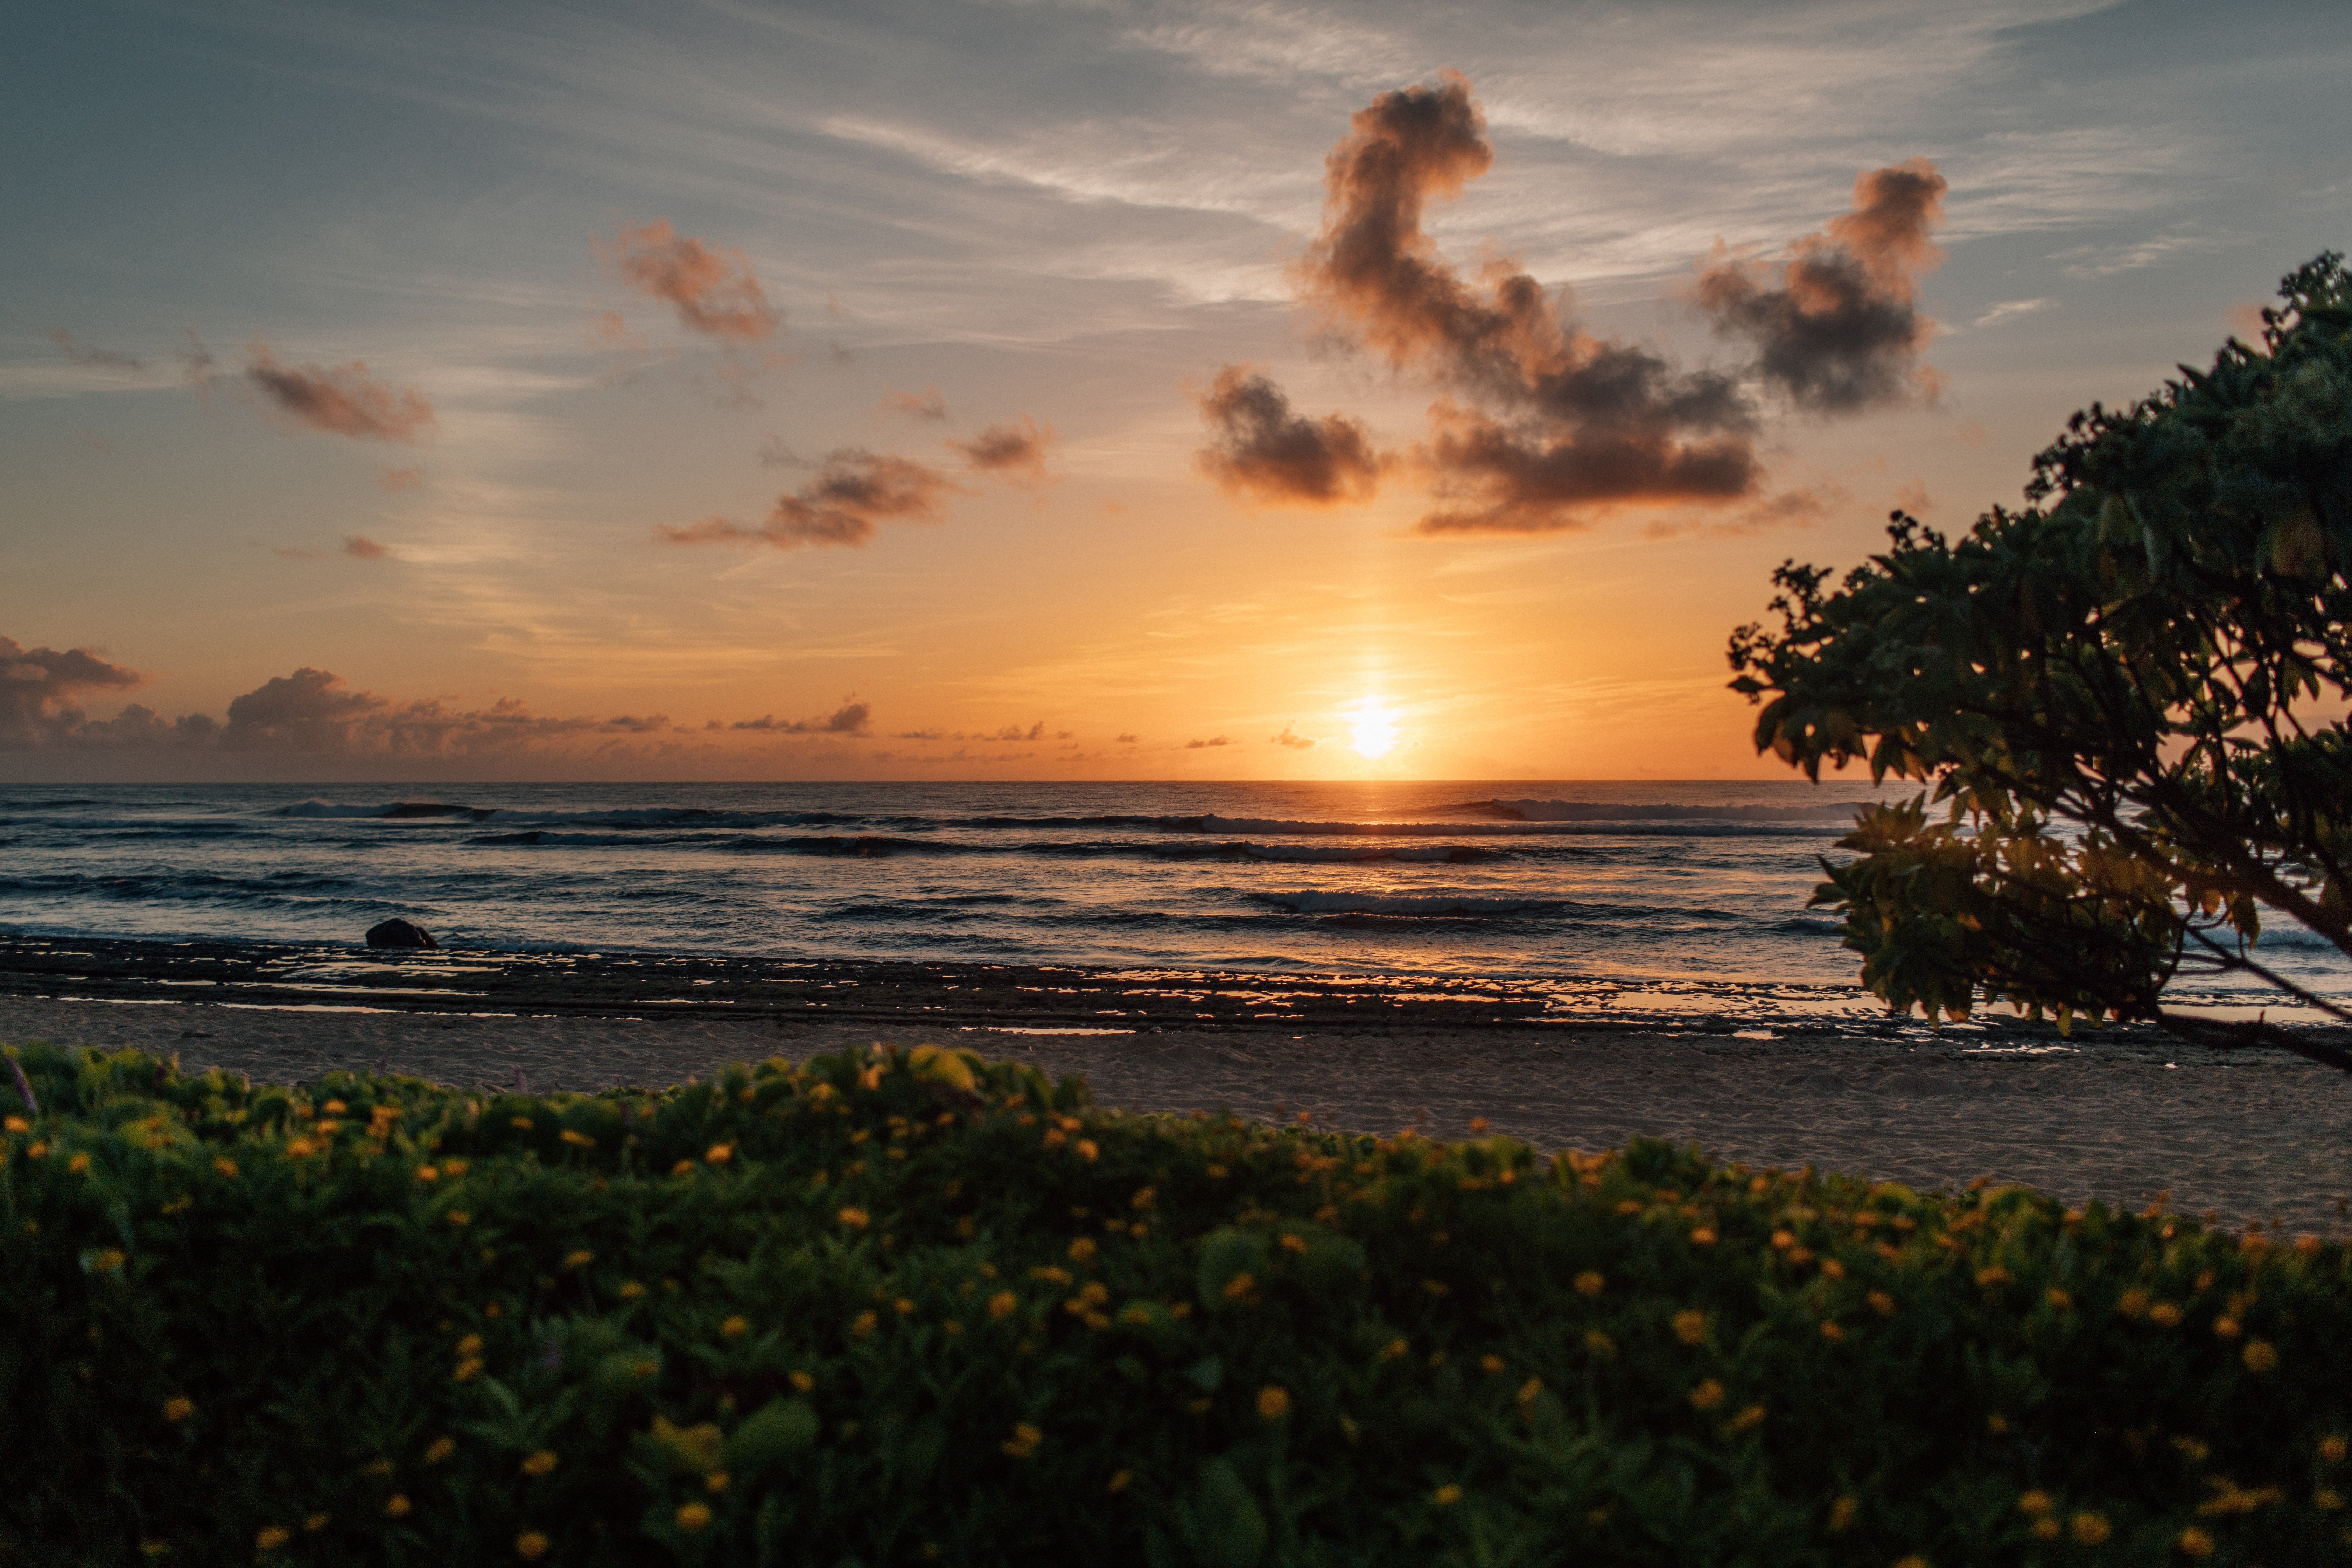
[1254,890,1559,917]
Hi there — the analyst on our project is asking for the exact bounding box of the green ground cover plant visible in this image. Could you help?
[1,1038,2346,1567]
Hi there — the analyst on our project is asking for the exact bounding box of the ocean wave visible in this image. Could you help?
[1455,797,1873,823]
[1252,890,1562,918]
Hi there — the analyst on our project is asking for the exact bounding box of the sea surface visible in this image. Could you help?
[3,780,2345,1024]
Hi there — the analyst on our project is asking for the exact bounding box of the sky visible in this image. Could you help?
[4,0,2347,783]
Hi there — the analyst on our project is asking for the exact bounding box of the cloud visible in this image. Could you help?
[883,388,948,421]
[244,340,436,441]
[177,329,216,391]
[0,636,145,748]
[1194,367,1381,506]
[1970,298,2054,330]
[606,219,781,341]
[343,535,392,560]
[219,667,387,750]
[656,448,963,550]
[1695,157,1947,411]
[950,416,1055,482]
[1295,76,1759,534]
[1185,735,1231,748]
[1642,484,1840,540]
[378,467,424,491]
[733,701,871,735]
[1114,733,1140,744]
[49,329,143,371]
[1272,725,1316,749]
[892,720,1043,742]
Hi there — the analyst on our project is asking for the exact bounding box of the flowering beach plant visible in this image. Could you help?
[1,1038,2347,1563]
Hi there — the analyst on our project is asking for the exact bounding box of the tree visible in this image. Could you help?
[1728,254,2352,1070]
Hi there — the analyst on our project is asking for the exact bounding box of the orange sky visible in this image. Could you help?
[5,2,2345,781]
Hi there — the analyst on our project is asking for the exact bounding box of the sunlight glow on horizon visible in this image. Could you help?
[1347,699,1401,760]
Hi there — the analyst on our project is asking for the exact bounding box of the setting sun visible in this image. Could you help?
[1347,700,1401,760]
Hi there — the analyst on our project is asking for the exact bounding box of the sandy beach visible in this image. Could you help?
[6,932,2351,1232]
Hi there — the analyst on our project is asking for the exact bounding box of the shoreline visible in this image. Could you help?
[6,933,2352,1231]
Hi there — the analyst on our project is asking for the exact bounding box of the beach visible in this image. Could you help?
[8,932,2351,1233]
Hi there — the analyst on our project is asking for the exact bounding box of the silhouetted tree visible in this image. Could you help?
[1730,255,2352,1069]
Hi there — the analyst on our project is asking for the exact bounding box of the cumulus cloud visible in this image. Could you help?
[0,637,145,748]
[1295,75,1758,534]
[50,329,143,371]
[1272,726,1316,749]
[733,701,871,735]
[245,341,436,441]
[606,219,781,342]
[883,388,948,421]
[1695,157,1948,411]
[343,535,391,560]
[951,416,1055,483]
[1114,732,1139,744]
[1195,367,1381,506]
[656,448,963,550]
[1185,735,1231,749]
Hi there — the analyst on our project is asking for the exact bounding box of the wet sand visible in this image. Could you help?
[6,936,2351,1231]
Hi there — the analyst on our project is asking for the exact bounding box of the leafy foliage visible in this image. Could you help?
[1730,254,2352,1054]
[4,1039,2351,1564]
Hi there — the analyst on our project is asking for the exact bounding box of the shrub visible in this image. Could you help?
[1,1039,2346,1564]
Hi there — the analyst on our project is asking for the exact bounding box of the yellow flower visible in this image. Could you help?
[511,1116,535,1130]
[1130,1186,1157,1210]
[790,1370,815,1392]
[2177,1526,2215,1558]
[1222,1273,1257,1301]
[414,1166,439,1183]
[1689,1227,1718,1246]
[1892,1558,1929,1568]
[1725,1403,1767,1433]
[1583,1330,1616,1358]
[161,1396,194,1423]
[671,1159,695,1176]
[1868,1290,1896,1316]
[1378,1337,1408,1362]
[424,1437,456,1465]
[2323,1434,2349,1464]
[454,1359,484,1382]
[456,1335,484,1357]
[2212,1315,2242,1339]
[2244,1340,2280,1373]
[515,1531,550,1560]
[3,1115,27,1133]
[2071,1511,2112,1545]
[1827,1497,1858,1532]
[2149,1301,2183,1327]
[2046,1287,2073,1310]
[303,1514,330,1532]
[1069,1237,1098,1261]
[2018,1491,2054,1517]
[1479,1353,1506,1374]
[68,1153,90,1174]
[675,1502,712,1532]
[706,1471,729,1493]
[1002,1422,1043,1458]
[211,1155,237,1177]
[2317,1488,2344,1511]
[1108,1470,1133,1493]
[1975,1266,2013,1287]
[987,1290,1017,1320]
[446,1211,471,1227]
[443,1159,468,1176]
[385,1495,412,1518]
[1672,1310,1708,1345]
[1257,1386,1291,1420]
[559,1129,594,1148]
[1516,1378,1544,1406]
[836,1206,870,1230]
[1432,1484,1463,1507]
[2118,1288,2150,1319]
[617,1281,646,1300]
[522,1450,558,1476]
[1076,1139,1099,1162]
[1689,1379,1725,1410]
[705,1143,733,1164]
[1574,1270,1605,1296]
[721,1315,749,1339]
[1820,1321,1845,1343]
[563,1248,594,1269]
[255,1525,291,1552]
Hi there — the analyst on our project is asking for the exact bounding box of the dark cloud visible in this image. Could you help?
[733,701,871,735]
[951,416,1055,483]
[1294,75,1761,536]
[343,536,391,560]
[656,449,963,550]
[1696,158,1947,411]
[0,637,145,748]
[883,388,948,421]
[1114,733,1139,744]
[245,341,435,442]
[1185,736,1231,749]
[50,329,143,371]
[1272,726,1316,749]
[606,219,781,342]
[891,720,1042,742]
[1640,484,1841,540]
[1194,368,1381,506]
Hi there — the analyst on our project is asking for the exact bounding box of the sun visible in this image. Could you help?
[1347,699,1400,760]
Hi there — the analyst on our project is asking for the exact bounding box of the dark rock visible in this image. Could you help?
[365,918,438,949]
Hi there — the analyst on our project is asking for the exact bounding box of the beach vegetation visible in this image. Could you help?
[4,1038,2350,1562]
[1729,254,2352,1063]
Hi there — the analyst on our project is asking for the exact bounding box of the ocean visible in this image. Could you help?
[2,780,2343,1025]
